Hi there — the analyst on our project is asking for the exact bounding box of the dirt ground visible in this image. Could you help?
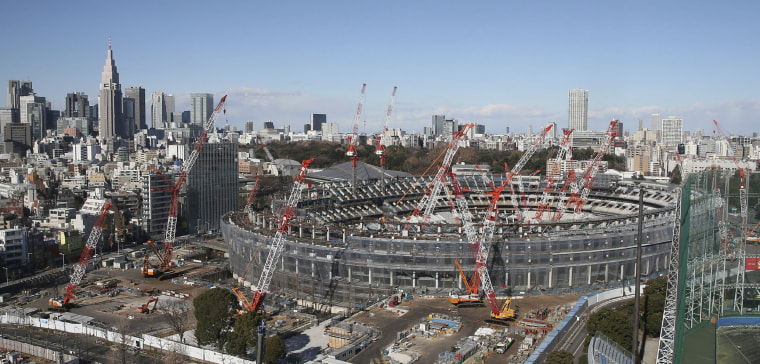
[349,293,580,364]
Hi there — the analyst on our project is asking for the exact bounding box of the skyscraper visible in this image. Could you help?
[7,80,33,110]
[98,39,123,141]
[432,115,445,136]
[190,93,214,126]
[661,116,683,147]
[568,89,588,131]
[125,87,146,130]
[310,113,327,132]
[186,138,238,232]
[65,92,89,118]
[150,91,166,129]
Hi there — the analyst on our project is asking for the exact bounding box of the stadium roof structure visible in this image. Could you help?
[307,161,412,183]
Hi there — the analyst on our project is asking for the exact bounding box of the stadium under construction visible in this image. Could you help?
[222,171,677,312]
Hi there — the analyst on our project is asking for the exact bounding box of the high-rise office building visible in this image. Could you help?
[638,119,643,132]
[432,115,445,136]
[98,39,123,141]
[19,94,45,126]
[190,93,214,126]
[125,87,146,130]
[310,113,327,132]
[7,80,33,111]
[661,116,683,147]
[150,91,167,129]
[122,97,135,137]
[568,89,588,131]
[65,92,89,118]
[186,139,238,232]
[164,94,175,116]
[244,121,254,133]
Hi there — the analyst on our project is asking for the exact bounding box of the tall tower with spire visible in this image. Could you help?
[99,37,123,142]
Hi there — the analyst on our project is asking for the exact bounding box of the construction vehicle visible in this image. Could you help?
[495,338,513,354]
[142,95,227,278]
[243,174,261,215]
[448,260,482,306]
[233,158,315,313]
[49,201,112,309]
[137,297,159,313]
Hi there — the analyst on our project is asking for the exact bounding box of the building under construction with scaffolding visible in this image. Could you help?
[222,173,677,311]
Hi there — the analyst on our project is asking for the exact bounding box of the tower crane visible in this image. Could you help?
[346,84,366,193]
[507,124,554,223]
[534,128,573,222]
[243,174,262,215]
[235,158,315,313]
[49,201,112,308]
[375,86,397,191]
[447,172,485,306]
[142,95,227,278]
[409,124,473,225]
[554,120,618,221]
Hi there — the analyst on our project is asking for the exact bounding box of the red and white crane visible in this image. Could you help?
[507,124,554,223]
[50,201,112,308]
[142,95,227,278]
[409,124,473,224]
[533,128,574,222]
[554,120,618,221]
[346,83,366,193]
[235,158,315,313]
[375,86,397,190]
[243,174,262,215]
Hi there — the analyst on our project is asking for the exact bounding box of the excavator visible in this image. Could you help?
[137,297,159,314]
[448,260,482,306]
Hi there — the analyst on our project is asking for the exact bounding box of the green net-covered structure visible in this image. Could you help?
[657,169,757,364]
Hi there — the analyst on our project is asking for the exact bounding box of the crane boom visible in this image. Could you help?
[56,201,111,306]
[143,95,227,277]
[507,124,554,222]
[346,84,366,192]
[409,124,473,224]
[376,87,397,190]
[555,120,617,221]
[243,174,262,214]
[241,158,315,313]
[534,128,573,222]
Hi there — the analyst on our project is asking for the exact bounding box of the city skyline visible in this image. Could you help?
[1,1,758,135]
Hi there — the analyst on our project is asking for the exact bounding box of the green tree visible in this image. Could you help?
[643,275,668,337]
[585,306,633,351]
[193,288,237,349]
[669,165,682,184]
[225,311,265,357]
[544,350,574,364]
[262,335,286,364]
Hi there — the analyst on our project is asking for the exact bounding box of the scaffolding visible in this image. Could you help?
[657,169,750,364]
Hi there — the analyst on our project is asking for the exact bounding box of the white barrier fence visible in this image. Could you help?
[0,313,254,364]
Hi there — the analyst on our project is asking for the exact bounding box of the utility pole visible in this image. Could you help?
[633,186,644,364]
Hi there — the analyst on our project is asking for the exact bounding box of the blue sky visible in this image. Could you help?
[1,1,758,135]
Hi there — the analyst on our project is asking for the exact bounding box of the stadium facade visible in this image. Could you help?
[222,174,676,311]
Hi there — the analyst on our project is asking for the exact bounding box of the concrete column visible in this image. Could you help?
[655,256,660,271]
[505,272,509,287]
[348,266,352,281]
[295,260,299,275]
[605,264,609,282]
[390,270,394,286]
[587,265,591,285]
[548,268,553,289]
[368,268,372,285]
[435,272,439,289]
[412,272,417,288]
[311,262,315,278]
[646,260,650,276]
[326,228,330,241]
[620,265,624,281]
[458,273,462,290]
[343,231,346,244]
[299,226,303,238]
[312,228,316,240]
[569,267,573,287]
[527,271,531,289]
[281,256,285,270]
